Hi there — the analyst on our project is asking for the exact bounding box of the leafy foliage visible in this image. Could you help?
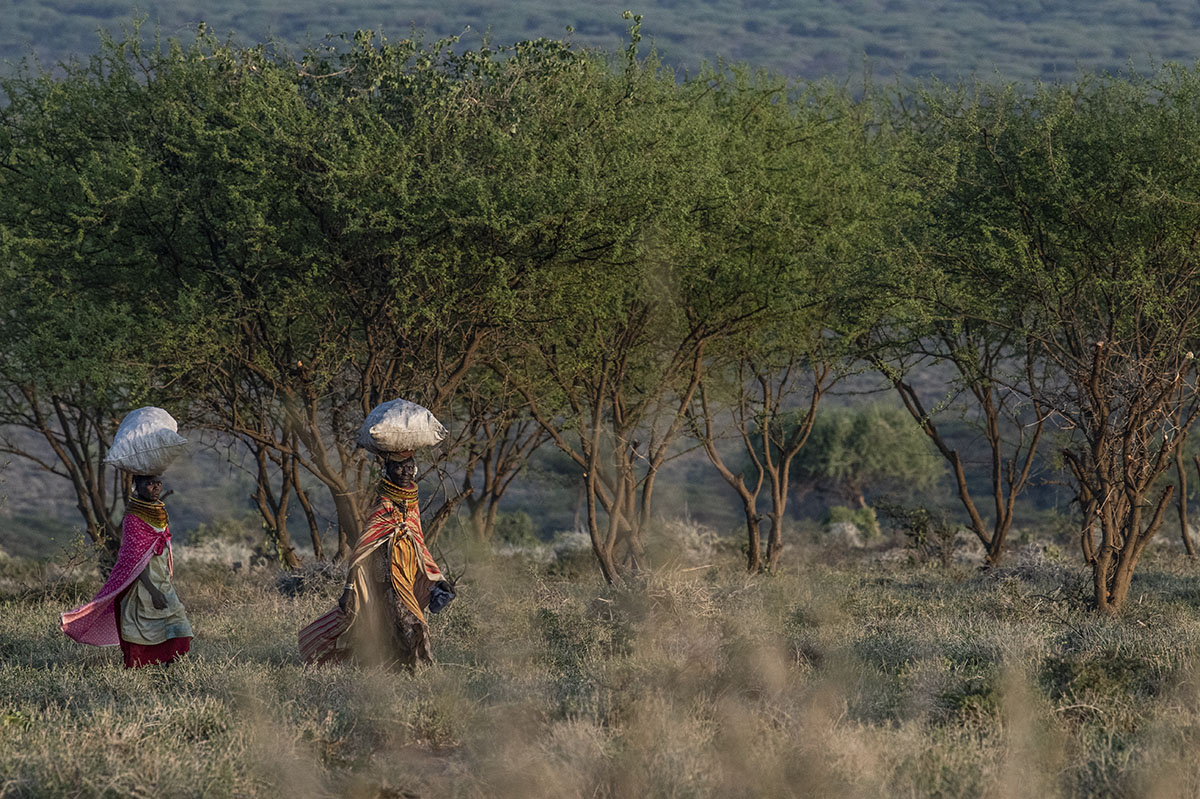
[8,17,1200,612]
[910,68,1200,610]
[791,405,944,506]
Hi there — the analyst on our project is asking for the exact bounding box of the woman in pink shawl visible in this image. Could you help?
[61,475,193,667]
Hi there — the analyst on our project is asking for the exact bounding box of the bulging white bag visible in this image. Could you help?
[104,407,188,475]
[357,399,446,455]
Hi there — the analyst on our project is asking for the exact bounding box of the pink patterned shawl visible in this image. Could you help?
[60,514,172,647]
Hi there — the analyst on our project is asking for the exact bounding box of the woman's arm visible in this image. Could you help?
[137,566,168,609]
[338,567,357,613]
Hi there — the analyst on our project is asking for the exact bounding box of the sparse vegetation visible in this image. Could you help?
[4,9,1200,797]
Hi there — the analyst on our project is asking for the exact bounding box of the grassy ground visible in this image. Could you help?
[3,529,1200,798]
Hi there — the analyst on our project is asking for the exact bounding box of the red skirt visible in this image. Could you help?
[119,636,191,668]
[111,590,191,668]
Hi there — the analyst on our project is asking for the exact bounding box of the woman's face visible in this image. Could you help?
[386,457,417,487]
[135,476,163,502]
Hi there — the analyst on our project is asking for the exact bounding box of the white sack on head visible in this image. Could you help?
[104,406,188,476]
[358,398,446,455]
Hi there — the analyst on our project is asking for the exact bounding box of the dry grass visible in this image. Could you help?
[3,533,1200,797]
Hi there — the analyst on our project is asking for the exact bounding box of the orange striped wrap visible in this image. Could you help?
[298,488,442,664]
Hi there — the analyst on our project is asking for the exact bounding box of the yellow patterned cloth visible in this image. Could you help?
[390,529,424,623]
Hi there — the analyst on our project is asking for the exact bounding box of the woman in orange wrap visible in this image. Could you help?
[299,454,454,667]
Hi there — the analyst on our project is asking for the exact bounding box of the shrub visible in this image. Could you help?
[826,505,879,539]
[877,502,957,567]
[494,511,537,546]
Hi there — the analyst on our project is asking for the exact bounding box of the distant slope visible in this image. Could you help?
[3,0,1200,84]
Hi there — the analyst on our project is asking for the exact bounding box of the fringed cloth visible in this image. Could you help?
[61,512,174,647]
[299,481,443,665]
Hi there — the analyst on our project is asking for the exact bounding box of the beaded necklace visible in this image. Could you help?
[379,478,418,515]
[127,496,169,529]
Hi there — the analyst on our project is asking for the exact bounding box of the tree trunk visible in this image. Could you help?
[331,490,359,559]
[1092,543,1117,615]
[467,495,488,540]
[484,498,501,542]
[1178,449,1195,557]
[988,527,1008,566]
[766,513,785,571]
[690,378,768,573]
[274,507,302,569]
[586,465,618,585]
[1106,567,1136,612]
[744,506,762,573]
[292,477,324,560]
[1091,486,1173,613]
[250,446,302,569]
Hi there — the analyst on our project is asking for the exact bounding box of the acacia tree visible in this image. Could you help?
[1167,410,1199,556]
[196,373,321,565]
[452,369,548,541]
[691,354,830,572]
[920,70,1200,612]
[0,37,190,557]
[483,35,689,582]
[209,32,626,555]
[1177,448,1194,557]
[683,75,897,573]
[499,33,857,582]
[862,86,1063,566]
[149,34,502,556]
[1,30,607,560]
[0,384,127,557]
[868,317,1050,565]
[3,25,761,571]
[0,33,336,561]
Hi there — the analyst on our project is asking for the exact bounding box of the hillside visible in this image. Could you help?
[4,0,1200,84]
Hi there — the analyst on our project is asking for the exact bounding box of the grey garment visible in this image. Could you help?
[119,551,193,645]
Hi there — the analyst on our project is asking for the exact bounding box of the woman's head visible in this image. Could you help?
[384,454,416,487]
[133,474,163,502]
